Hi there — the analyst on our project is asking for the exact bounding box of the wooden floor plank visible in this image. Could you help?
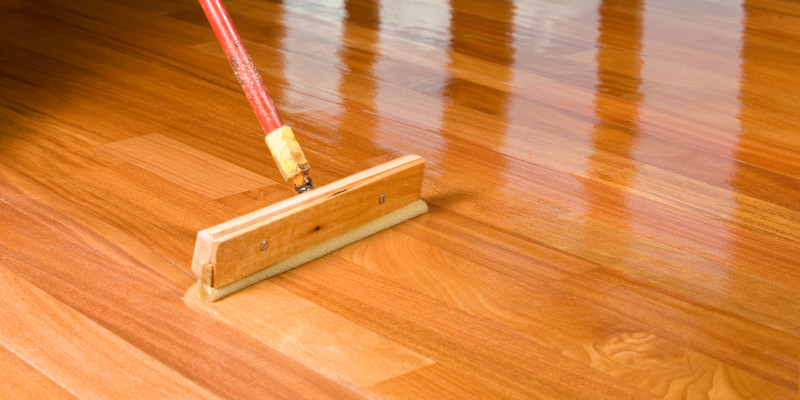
[0,267,220,400]
[549,269,799,392]
[272,256,656,400]
[0,183,371,400]
[1,0,799,397]
[370,363,525,400]
[186,281,434,387]
[0,345,77,400]
[102,133,276,200]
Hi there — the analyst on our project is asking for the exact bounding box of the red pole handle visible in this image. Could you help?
[199,0,283,133]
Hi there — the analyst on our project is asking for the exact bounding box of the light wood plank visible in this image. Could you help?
[271,256,655,400]
[0,346,77,400]
[0,182,370,400]
[185,281,433,386]
[0,267,219,400]
[102,133,275,200]
[339,225,795,399]
[597,164,800,247]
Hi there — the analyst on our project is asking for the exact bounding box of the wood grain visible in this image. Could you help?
[102,133,275,200]
[0,267,219,400]
[185,281,434,386]
[0,345,77,400]
[193,155,424,287]
[1,0,799,398]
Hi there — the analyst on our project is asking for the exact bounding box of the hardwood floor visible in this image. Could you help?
[1,0,799,398]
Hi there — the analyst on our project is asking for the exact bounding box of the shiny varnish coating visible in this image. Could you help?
[1,0,799,398]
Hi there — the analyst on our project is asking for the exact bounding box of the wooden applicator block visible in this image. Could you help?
[191,155,427,301]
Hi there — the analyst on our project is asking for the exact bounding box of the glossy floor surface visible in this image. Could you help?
[2,0,799,398]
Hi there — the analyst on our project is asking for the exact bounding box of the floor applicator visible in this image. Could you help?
[191,0,427,301]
